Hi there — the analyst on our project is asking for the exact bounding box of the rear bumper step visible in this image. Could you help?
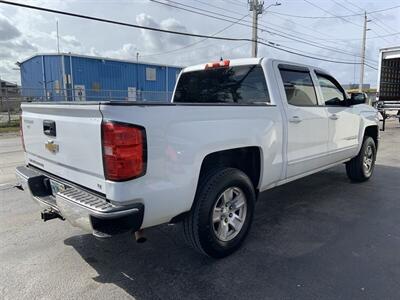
[15,166,144,236]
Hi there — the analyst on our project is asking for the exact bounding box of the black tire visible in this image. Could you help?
[183,168,255,258]
[346,136,376,182]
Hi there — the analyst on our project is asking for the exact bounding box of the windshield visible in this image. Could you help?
[173,65,270,104]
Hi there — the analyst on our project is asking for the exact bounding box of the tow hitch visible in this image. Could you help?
[41,209,65,222]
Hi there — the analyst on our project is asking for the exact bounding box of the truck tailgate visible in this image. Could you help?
[21,103,105,194]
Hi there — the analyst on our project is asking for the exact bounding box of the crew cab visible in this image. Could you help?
[16,58,379,258]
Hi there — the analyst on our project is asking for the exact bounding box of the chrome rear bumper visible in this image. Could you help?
[15,166,144,236]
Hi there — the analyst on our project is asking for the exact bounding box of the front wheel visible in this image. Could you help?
[346,136,377,182]
[183,168,255,258]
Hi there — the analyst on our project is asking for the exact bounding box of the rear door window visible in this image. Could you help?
[279,68,318,106]
[173,65,270,104]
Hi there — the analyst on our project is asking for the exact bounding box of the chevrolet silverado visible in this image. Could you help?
[16,58,379,258]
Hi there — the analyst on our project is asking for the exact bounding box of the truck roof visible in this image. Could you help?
[181,57,330,76]
[379,46,400,52]
[379,46,400,59]
[182,57,263,73]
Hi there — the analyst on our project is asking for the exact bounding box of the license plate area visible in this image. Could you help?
[49,179,67,196]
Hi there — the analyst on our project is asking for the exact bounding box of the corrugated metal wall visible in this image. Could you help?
[20,54,182,102]
[21,56,45,98]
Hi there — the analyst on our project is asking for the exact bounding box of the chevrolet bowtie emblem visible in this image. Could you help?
[45,140,59,153]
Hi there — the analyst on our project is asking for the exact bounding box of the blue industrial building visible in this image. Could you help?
[19,53,183,102]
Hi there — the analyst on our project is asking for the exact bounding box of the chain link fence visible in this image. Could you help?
[0,85,21,128]
[0,87,173,127]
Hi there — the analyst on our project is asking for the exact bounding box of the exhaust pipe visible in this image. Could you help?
[134,229,146,243]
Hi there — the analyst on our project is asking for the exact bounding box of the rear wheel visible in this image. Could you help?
[183,168,255,258]
[346,136,376,182]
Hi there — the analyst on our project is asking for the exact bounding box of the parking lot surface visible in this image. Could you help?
[0,133,24,186]
[1,121,400,300]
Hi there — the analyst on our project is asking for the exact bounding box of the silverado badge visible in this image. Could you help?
[45,140,59,153]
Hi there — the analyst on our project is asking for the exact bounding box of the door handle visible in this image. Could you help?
[289,116,302,123]
[329,113,339,120]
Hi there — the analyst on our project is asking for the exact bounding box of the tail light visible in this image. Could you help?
[101,121,146,181]
[205,59,230,70]
[19,116,25,151]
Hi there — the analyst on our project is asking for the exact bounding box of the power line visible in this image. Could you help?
[258,27,378,64]
[196,0,351,47]
[0,0,378,68]
[370,29,392,44]
[158,0,376,63]
[149,0,261,31]
[342,0,364,12]
[143,40,249,59]
[261,12,347,42]
[330,0,359,15]
[333,0,400,43]
[319,31,400,41]
[331,0,400,41]
[310,0,393,71]
[260,40,378,69]
[260,17,350,47]
[0,0,251,42]
[220,0,247,8]
[205,0,378,50]
[265,4,400,19]
[371,21,395,37]
[303,0,362,28]
[260,38,377,70]
[151,0,378,64]
[194,0,247,17]
[141,13,250,58]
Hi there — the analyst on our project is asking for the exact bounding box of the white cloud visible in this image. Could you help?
[135,13,193,51]
[103,43,139,60]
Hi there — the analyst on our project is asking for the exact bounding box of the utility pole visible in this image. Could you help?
[359,11,370,92]
[249,0,264,58]
[0,75,2,113]
[56,20,60,53]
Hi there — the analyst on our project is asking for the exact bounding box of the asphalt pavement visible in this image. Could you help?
[0,132,24,186]
[1,120,399,300]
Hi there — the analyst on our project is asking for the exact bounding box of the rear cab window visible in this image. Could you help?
[279,66,318,106]
[173,65,270,104]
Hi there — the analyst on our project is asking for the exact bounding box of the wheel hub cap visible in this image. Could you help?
[212,187,247,242]
[363,145,374,174]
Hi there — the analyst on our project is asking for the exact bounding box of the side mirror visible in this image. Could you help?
[349,93,367,106]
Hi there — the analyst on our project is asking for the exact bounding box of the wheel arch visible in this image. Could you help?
[198,146,262,191]
[169,146,262,224]
[364,125,379,148]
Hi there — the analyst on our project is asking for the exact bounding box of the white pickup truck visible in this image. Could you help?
[16,58,379,258]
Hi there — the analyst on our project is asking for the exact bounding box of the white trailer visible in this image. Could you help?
[376,46,400,130]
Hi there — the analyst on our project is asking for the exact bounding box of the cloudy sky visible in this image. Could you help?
[0,0,399,86]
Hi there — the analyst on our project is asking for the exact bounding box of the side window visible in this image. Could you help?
[316,74,346,106]
[233,66,270,104]
[279,69,318,106]
[146,67,156,81]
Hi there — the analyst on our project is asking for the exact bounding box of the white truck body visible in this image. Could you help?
[16,57,379,242]
[376,46,400,130]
